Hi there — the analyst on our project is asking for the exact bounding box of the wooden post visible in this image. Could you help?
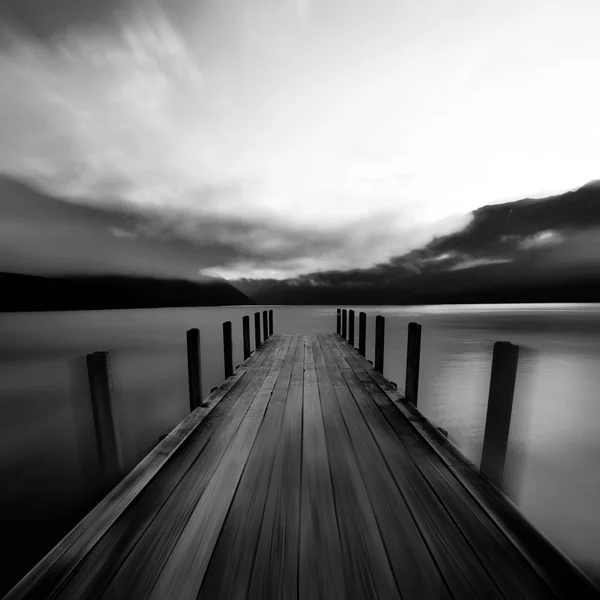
[186,328,203,411]
[374,315,385,374]
[86,351,124,488]
[480,341,520,490]
[342,309,347,339]
[405,322,422,406]
[242,316,251,360]
[269,309,274,335]
[254,312,261,348]
[336,308,341,334]
[358,312,367,356]
[263,310,269,340]
[223,321,233,378]
[348,309,355,346]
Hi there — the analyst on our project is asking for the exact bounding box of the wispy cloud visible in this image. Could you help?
[518,230,563,250]
[448,257,513,272]
[1,1,600,278]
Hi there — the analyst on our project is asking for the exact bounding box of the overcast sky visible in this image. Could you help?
[1,0,599,280]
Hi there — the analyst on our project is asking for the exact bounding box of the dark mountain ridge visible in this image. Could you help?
[0,272,254,312]
[243,180,600,306]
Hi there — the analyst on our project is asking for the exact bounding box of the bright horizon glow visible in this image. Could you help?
[1,0,600,279]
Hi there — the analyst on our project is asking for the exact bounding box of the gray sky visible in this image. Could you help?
[1,0,599,279]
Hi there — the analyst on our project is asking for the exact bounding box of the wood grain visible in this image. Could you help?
[318,335,452,599]
[57,337,285,600]
[247,335,303,600]
[328,334,555,599]
[197,335,296,599]
[10,332,598,600]
[144,338,290,600]
[5,336,280,600]
[299,336,346,600]
[312,336,399,599]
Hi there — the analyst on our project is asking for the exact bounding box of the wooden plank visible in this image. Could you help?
[333,333,600,597]
[320,336,416,434]
[144,338,292,600]
[4,336,281,600]
[197,335,296,599]
[317,335,456,599]
[453,464,600,600]
[321,390,494,597]
[312,336,399,599]
[248,335,302,600]
[327,335,555,599]
[299,336,347,600]
[53,337,285,600]
[404,440,557,600]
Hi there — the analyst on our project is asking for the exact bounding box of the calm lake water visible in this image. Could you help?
[1,303,599,592]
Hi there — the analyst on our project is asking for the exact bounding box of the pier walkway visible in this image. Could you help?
[5,333,599,599]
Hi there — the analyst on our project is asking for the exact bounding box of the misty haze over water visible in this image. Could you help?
[1,304,600,593]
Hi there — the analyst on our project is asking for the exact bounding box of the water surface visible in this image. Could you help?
[1,304,599,592]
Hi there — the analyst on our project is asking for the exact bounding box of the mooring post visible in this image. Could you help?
[254,312,261,348]
[242,316,251,360]
[223,321,233,378]
[86,351,124,489]
[480,341,520,490]
[342,309,347,339]
[269,309,274,335]
[405,322,422,406]
[375,315,385,374]
[186,328,203,411]
[358,312,367,356]
[336,308,341,334]
[263,310,269,340]
[348,309,355,346]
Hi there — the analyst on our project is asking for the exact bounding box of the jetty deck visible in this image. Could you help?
[6,333,599,599]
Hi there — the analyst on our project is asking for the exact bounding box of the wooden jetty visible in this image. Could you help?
[4,319,600,598]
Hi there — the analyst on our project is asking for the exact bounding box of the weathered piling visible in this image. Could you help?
[86,351,124,489]
[480,341,520,490]
[223,321,233,378]
[254,312,261,348]
[336,308,341,334]
[263,310,269,340]
[242,316,251,360]
[358,312,366,356]
[342,309,347,339]
[405,322,422,406]
[374,315,385,374]
[348,309,355,346]
[269,309,274,336]
[186,328,203,411]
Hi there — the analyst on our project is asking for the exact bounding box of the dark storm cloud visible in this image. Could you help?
[0,175,404,282]
[0,0,126,42]
[428,181,600,259]
[242,181,600,303]
[0,176,242,279]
